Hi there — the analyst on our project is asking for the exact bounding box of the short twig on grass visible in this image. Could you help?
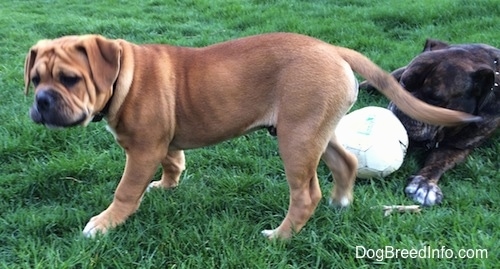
[371,205,422,216]
[61,176,83,183]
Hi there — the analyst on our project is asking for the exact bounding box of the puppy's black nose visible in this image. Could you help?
[35,90,55,112]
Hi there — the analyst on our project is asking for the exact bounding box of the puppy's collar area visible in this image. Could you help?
[91,101,110,122]
[92,86,115,123]
[493,58,499,92]
[92,111,106,122]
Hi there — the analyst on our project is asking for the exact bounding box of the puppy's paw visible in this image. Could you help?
[261,229,279,239]
[146,180,178,192]
[328,194,352,208]
[82,213,113,238]
[146,181,162,192]
[405,175,443,206]
[261,228,291,240]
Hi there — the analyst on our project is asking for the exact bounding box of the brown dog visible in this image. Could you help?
[362,39,499,206]
[24,33,479,239]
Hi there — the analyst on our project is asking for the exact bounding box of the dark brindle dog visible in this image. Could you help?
[362,39,499,206]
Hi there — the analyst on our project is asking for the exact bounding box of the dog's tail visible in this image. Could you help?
[335,47,481,126]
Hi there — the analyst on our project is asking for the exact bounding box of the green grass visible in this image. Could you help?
[1,0,498,268]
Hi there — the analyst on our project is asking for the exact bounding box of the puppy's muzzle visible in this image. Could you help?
[30,90,55,123]
[30,89,87,128]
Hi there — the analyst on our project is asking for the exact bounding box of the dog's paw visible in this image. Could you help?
[146,181,161,192]
[82,213,112,238]
[328,195,352,208]
[146,180,178,192]
[261,229,279,239]
[405,175,443,206]
[261,228,291,240]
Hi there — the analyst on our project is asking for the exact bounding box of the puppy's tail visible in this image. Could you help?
[335,47,481,126]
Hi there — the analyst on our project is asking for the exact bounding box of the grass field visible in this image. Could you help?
[1,0,498,268]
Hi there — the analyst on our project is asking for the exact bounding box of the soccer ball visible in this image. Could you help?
[335,106,409,179]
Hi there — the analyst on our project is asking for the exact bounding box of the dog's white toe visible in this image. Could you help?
[82,215,110,238]
[404,182,419,194]
[339,196,351,207]
[146,182,156,193]
[328,196,351,208]
[261,229,278,239]
[82,220,98,238]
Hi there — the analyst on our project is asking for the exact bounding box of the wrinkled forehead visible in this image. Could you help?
[31,37,90,76]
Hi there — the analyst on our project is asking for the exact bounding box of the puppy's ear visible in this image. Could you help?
[78,35,121,94]
[423,39,449,52]
[24,46,38,95]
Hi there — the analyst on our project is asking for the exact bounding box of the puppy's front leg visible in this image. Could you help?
[83,150,161,237]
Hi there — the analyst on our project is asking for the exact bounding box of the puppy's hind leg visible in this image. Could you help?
[148,150,186,191]
[321,135,358,207]
[261,129,324,239]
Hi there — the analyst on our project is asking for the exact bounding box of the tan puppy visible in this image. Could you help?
[24,33,479,239]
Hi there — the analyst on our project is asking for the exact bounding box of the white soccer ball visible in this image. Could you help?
[335,106,409,179]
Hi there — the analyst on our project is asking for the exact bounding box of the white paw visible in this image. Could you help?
[328,196,351,208]
[146,182,157,193]
[82,214,109,238]
[146,180,176,192]
[82,219,99,238]
[261,229,279,239]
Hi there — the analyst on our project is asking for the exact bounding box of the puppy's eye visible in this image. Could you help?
[59,74,81,87]
[31,75,40,86]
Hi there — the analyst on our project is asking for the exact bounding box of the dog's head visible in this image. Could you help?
[24,35,121,128]
[389,39,499,145]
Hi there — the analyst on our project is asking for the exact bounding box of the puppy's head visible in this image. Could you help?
[390,39,499,144]
[24,35,121,128]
